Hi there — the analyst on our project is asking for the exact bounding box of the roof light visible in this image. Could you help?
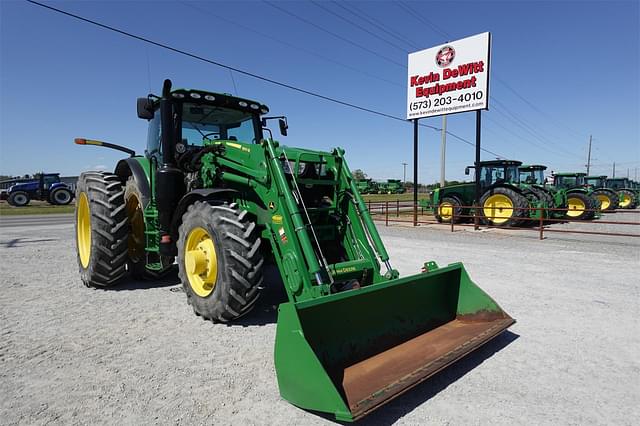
[260,108,269,114]
[190,92,201,99]
[204,95,215,101]
[238,101,248,107]
[250,104,259,110]
[172,93,185,99]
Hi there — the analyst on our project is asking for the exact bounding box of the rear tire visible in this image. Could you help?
[75,172,128,287]
[178,201,264,322]
[124,177,174,280]
[8,191,30,207]
[435,196,464,223]
[591,189,618,212]
[617,189,637,209]
[50,187,73,205]
[480,187,528,227]
[565,192,596,220]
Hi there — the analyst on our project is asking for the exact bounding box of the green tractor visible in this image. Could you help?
[551,173,600,220]
[355,178,372,194]
[518,164,568,219]
[606,177,638,209]
[380,179,405,194]
[73,80,514,422]
[584,175,619,211]
[432,160,547,226]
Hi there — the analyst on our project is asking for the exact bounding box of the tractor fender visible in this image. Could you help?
[566,188,588,195]
[170,188,239,238]
[114,157,151,207]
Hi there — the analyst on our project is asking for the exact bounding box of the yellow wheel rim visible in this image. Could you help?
[126,192,145,263]
[185,227,218,297]
[566,197,586,217]
[483,194,513,224]
[439,202,453,220]
[596,194,610,210]
[619,194,631,207]
[77,192,91,268]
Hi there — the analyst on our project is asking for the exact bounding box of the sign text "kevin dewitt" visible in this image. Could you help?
[410,61,485,98]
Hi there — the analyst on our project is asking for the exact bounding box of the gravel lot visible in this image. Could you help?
[1,213,638,425]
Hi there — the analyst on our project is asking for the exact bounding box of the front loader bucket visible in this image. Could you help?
[274,263,515,422]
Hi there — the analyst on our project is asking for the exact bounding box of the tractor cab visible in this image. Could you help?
[585,175,607,189]
[606,177,630,190]
[553,172,586,189]
[518,165,547,185]
[467,160,522,190]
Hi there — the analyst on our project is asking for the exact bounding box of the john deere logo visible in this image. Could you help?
[436,46,455,68]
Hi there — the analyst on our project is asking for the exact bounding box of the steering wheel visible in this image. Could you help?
[203,132,221,141]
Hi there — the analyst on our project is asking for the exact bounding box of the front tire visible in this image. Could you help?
[178,201,264,322]
[8,191,30,207]
[75,172,128,287]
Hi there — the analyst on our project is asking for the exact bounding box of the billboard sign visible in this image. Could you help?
[407,32,491,119]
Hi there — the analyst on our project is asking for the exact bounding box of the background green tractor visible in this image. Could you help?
[584,175,619,211]
[551,173,600,220]
[379,179,405,194]
[606,177,638,209]
[73,79,513,422]
[355,178,373,194]
[518,164,568,219]
[432,160,546,226]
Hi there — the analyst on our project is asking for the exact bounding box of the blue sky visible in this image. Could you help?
[1,0,639,182]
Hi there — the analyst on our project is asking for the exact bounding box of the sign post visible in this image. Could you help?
[407,32,491,226]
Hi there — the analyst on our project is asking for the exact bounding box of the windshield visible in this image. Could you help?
[607,179,625,189]
[180,103,260,146]
[585,177,605,187]
[480,165,519,186]
[520,169,545,184]
[556,175,584,187]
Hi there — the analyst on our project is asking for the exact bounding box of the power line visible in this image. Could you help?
[332,1,421,50]
[310,1,409,53]
[262,1,406,68]
[179,1,400,87]
[26,0,504,158]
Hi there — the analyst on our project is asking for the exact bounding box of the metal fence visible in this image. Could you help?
[366,200,640,240]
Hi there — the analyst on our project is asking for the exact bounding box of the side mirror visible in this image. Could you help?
[464,167,470,175]
[279,118,288,136]
[137,97,154,120]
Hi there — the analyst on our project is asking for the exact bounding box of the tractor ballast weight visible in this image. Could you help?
[73,80,514,421]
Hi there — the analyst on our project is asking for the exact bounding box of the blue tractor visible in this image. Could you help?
[4,173,74,207]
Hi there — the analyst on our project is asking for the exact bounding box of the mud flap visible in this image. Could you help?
[274,262,515,422]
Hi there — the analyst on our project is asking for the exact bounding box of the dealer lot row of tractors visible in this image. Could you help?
[430,161,639,226]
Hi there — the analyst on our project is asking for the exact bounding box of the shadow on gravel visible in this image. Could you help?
[310,330,520,425]
[231,265,287,327]
[103,267,181,291]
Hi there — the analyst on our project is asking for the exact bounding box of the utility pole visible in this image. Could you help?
[440,115,447,187]
[627,168,630,179]
[402,162,408,184]
[635,167,638,181]
[586,135,592,175]
[612,162,616,178]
